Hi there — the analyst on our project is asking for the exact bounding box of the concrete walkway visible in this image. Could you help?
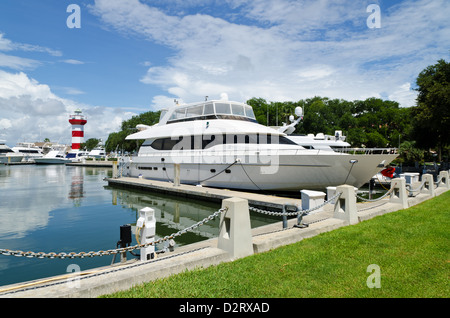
[0,181,448,298]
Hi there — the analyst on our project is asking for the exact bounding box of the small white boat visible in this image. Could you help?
[34,149,71,165]
[0,141,24,163]
[372,166,398,186]
[66,150,89,162]
[88,146,106,159]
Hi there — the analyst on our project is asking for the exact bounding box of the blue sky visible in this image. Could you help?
[0,0,449,146]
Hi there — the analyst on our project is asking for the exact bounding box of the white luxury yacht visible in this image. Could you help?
[0,141,24,163]
[11,142,43,162]
[122,100,398,191]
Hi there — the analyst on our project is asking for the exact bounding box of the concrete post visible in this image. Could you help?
[420,174,435,197]
[326,186,338,204]
[173,164,180,186]
[218,197,253,260]
[112,161,118,179]
[438,171,449,189]
[333,185,358,225]
[389,178,408,209]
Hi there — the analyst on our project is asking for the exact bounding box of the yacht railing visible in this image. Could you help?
[332,147,398,155]
[134,147,398,159]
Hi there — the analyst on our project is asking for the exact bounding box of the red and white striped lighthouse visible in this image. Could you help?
[69,109,87,151]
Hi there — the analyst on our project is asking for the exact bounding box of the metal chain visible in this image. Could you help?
[406,180,426,193]
[433,175,443,189]
[249,192,342,217]
[355,187,394,202]
[0,207,228,259]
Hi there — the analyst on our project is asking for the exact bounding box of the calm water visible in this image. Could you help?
[0,164,275,287]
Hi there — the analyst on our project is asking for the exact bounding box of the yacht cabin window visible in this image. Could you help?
[215,103,231,114]
[203,103,214,115]
[231,104,245,116]
[186,105,203,117]
[244,105,255,118]
[146,134,297,151]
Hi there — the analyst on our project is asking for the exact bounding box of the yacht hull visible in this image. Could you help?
[34,158,70,165]
[124,151,398,191]
[0,154,24,164]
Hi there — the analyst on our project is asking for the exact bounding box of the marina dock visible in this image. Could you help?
[2,162,35,166]
[66,161,114,168]
[105,177,302,210]
[1,161,114,167]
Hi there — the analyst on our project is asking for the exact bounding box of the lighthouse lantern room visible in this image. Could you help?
[69,109,87,151]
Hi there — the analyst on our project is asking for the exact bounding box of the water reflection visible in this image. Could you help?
[0,164,276,287]
[110,187,220,243]
[0,165,110,240]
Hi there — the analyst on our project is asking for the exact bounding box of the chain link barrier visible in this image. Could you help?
[405,180,426,193]
[404,174,444,193]
[355,187,394,202]
[0,207,228,260]
[249,192,342,217]
[434,175,443,189]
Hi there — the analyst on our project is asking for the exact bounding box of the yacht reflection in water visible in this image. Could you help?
[69,167,84,206]
[108,186,276,247]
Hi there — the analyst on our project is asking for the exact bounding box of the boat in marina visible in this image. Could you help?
[0,141,24,164]
[88,144,106,159]
[11,142,43,162]
[34,148,71,165]
[66,150,89,162]
[122,100,398,191]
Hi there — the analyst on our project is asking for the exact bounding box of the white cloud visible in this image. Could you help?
[150,95,184,110]
[0,33,61,70]
[61,59,85,65]
[0,70,136,146]
[0,33,13,51]
[388,83,418,109]
[91,0,449,108]
[0,53,41,70]
[0,70,54,100]
[0,118,12,130]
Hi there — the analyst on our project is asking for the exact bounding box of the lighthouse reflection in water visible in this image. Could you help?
[0,164,275,287]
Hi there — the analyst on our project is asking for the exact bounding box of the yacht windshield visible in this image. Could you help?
[244,105,255,119]
[166,102,257,124]
[215,103,231,114]
[159,109,168,121]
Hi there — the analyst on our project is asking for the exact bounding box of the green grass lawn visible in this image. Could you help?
[102,191,449,298]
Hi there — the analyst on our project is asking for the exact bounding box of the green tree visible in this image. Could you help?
[398,141,424,165]
[105,110,161,153]
[247,97,270,126]
[412,59,450,161]
[82,138,101,151]
[247,96,413,149]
